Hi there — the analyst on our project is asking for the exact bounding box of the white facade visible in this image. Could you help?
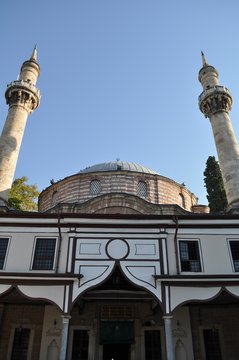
[0,213,239,359]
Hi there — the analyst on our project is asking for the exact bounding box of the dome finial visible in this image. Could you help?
[201,51,208,67]
[30,45,37,61]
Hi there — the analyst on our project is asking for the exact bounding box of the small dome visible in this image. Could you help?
[79,161,159,175]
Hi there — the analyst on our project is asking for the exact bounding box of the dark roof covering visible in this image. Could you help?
[79,161,159,175]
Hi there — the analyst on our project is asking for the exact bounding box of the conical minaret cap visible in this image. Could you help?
[201,51,208,67]
[30,45,37,62]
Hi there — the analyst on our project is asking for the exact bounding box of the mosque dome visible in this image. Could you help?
[79,161,159,175]
[38,160,204,214]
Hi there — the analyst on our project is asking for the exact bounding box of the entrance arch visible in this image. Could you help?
[69,267,165,360]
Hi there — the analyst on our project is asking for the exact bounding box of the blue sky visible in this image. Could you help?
[1,0,239,204]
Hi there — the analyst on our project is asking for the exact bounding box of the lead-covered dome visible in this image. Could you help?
[38,161,202,214]
[79,161,158,175]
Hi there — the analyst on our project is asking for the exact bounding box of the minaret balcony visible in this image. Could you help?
[5,80,41,110]
[6,80,40,97]
[199,85,232,117]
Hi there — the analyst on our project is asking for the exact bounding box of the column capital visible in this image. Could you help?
[163,315,173,320]
[61,315,71,324]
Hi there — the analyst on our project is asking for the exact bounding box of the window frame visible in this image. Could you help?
[179,193,186,208]
[7,325,34,360]
[51,190,58,206]
[178,238,203,273]
[31,237,58,271]
[141,326,166,360]
[199,325,224,360]
[0,237,10,270]
[227,238,239,272]
[137,180,148,198]
[90,179,102,195]
[68,326,94,360]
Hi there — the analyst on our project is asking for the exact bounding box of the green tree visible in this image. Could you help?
[8,176,39,211]
[204,156,228,213]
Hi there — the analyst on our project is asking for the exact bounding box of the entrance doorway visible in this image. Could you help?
[103,344,131,360]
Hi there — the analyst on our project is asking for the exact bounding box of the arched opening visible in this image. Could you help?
[137,181,147,198]
[70,267,164,360]
[179,193,185,208]
[0,287,62,360]
[90,179,102,195]
[51,190,58,206]
[172,290,239,360]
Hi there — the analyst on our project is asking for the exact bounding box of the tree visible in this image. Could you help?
[8,176,39,211]
[204,156,228,213]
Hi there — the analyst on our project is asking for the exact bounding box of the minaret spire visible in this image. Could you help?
[198,53,239,213]
[30,45,37,62]
[201,51,208,67]
[0,50,41,203]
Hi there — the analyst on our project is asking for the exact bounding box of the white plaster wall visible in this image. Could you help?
[0,229,61,272]
[170,286,221,311]
[167,228,237,276]
[57,231,70,273]
[18,285,65,310]
[200,234,233,273]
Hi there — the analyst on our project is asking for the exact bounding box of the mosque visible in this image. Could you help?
[0,49,239,360]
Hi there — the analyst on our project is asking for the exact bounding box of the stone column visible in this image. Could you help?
[163,315,175,360]
[59,315,71,360]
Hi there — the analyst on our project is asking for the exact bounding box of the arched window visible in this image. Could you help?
[51,191,58,206]
[179,193,186,208]
[137,181,147,197]
[90,180,101,195]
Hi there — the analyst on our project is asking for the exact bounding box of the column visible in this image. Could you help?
[163,315,175,360]
[59,315,71,360]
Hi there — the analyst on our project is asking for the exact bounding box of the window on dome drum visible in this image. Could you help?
[179,240,202,272]
[179,193,185,208]
[0,238,9,269]
[229,240,239,271]
[32,238,56,270]
[137,181,147,197]
[51,190,58,206]
[90,180,101,195]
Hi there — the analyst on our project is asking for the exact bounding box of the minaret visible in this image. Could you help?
[198,52,239,212]
[0,47,40,201]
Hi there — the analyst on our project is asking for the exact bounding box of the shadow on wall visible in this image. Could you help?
[0,134,17,202]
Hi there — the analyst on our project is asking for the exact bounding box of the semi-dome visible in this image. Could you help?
[79,161,159,175]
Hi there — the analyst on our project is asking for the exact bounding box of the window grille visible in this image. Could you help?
[51,191,58,206]
[11,328,31,360]
[179,193,185,208]
[229,241,239,271]
[90,180,101,195]
[101,304,134,319]
[72,330,89,360]
[0,238,9,269]
[137,181,147,197]
[32,238,56,270]
[203,328,222,360]
[145,330,162,360]
[179,240,201,272]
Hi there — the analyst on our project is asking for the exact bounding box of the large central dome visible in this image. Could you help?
[79,161,159,175]
[38,160,204,214]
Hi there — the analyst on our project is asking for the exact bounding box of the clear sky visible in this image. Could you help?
[1,0,239,204]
